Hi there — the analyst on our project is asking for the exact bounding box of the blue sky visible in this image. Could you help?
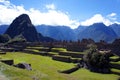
[0,0,120,28]
[10,0,120,20]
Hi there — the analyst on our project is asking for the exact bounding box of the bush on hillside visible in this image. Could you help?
[83,47,110,73]
[0,34,11,43]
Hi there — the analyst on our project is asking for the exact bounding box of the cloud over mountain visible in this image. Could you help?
[0,0,120,29]
[0,0,79,29]
[80,13,119,26]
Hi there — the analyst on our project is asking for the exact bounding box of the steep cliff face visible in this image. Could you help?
[5,14,40,42]
[5,14,54,42]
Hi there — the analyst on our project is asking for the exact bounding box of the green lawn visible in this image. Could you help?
[72,68,119,80]
[1,52,75,80]
[110,56,120,59]
[111,61,120,64]
[0,52,120,80]
[110,55,120,64]
[51,48,67,52]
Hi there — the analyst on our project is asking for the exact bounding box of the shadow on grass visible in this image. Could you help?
[111,71,120,76]
[58,66,80,74]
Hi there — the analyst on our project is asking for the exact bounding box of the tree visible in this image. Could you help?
[0,34,11,43]
[83,47,110,73]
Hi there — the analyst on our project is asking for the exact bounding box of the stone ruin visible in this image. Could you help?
[14,63,32,70]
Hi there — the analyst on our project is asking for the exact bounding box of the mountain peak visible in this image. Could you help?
[17,14,32,24]
[77,22,118,42]
[91,23,106,27]
[110,23,120,27]
[5,14,40,42]
[5,14,54,42]
[11,14,32,28]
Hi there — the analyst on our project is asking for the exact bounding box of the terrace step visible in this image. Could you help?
[58,65,80,74]
[26,47,51,52]
[52,55,82,63]
[0,59,14,65]
[59,51,83,58]
[0,52,6,55]
[52,55,71,63]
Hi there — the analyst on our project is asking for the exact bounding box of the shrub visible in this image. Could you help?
[83,49,110,73]
[0,34,11,43]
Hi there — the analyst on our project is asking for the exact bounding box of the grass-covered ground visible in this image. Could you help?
[1,52,75,80]
[72,69,119,80]
[0,52,120,80]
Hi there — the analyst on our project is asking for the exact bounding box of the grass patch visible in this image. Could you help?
[51,48,67,52]
[48,52,58,55]
[111,68,120,73]
[110,56,120,59]
[110,61,120,64]
[0,52,119,80]
[1,52,75,80]
[31,49,40,52]
[71,68,119,80]
[71,58,81,63]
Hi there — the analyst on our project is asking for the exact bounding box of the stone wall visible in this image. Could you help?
[59,51,83,58]
[1,59,14,65]
[52,55,71,63]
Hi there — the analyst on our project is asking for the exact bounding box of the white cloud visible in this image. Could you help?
[29,8,79,29]
[108,13,116,17]
[0,0,119,29]
[80,13,119,26]
[45,3,56,10]
[0,0,79,29]
[107,13,117,21]
[0,0,27,24]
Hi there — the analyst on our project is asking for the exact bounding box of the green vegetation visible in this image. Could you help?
[0,52,119,80]
[0,34,11,43]
[30,49,40,52]
[72,68,119,80]
[110,56,120,59]
[7,34,26,44]
[83,49,110,73]
[51,48,67,52]
[70,58,81,63]
[1,52,75,80]
[48,52,58,55]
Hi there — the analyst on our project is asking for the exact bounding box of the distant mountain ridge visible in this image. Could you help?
[36,25,77,41]
[0,25,8,34]
[110,23,120,38]
[35,23,119,42]
[0,14,120,42]
[76,23,118,42]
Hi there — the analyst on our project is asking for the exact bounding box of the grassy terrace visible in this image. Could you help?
[26,46,45,49]
[111,61,120,64]
[1,52,75,80]
[110,55,120,64]
[0,52,119,80]
[51,48,67,52]
[110,56,120,59]
[72,69,119,80]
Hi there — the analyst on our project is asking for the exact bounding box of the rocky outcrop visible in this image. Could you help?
[5,14,54,42]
